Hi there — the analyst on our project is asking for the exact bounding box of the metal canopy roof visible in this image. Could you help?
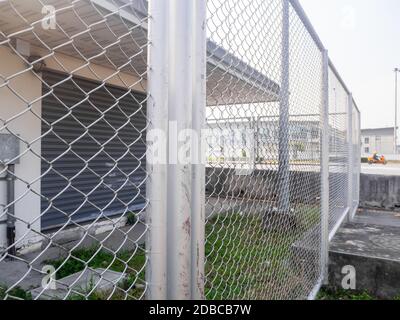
[0,0,280,105]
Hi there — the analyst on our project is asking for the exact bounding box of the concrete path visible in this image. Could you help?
[353,209,400,228]
[0,223,146,292]
[362,163,400,176]
[30,268,126,300]
[328,208,400,298]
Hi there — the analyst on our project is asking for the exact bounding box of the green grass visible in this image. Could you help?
[0,285,32,300]
[317,288,375,300]
[41,207,319,300]
[44,246,146,300]
[317,288,400,301]
[204,212,316,300]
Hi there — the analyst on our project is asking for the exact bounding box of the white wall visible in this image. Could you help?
[361,134,394,155]
[0,46,43,250]
[0,45,146,252]
[34,45,146,93]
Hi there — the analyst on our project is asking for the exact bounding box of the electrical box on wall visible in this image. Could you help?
[11,38,31,58]
[0,134,20,164]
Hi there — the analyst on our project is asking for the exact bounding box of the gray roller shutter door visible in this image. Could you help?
[41,71,147,230]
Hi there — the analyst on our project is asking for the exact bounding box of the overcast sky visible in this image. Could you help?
[300,0,400,129]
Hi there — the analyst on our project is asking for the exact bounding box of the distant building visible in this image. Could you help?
[361,127,395,155]
[206,118,322,163]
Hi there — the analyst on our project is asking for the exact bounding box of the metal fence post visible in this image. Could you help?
[278,0,291,214]
[191,0,206,300]
[146,0,168,300]
[347,94,354,221]
[358,109,361,203]
[167,0,193,300]
[321,50,330,284]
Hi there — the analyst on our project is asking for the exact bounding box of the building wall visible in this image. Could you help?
[361,133,394,155]
[207,120,321,163]
[0,46,42,250]
[0,45,146,252]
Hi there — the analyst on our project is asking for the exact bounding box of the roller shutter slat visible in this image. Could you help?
[41,71,147,230]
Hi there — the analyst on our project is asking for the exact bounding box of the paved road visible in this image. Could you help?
[361,163,400,176]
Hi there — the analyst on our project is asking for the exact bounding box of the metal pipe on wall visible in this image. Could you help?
[6,164,16,257]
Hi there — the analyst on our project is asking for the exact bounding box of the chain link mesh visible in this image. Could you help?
[0,0,149,300]
[352,104,361,214]
[328,67,350,233]
[0,0,360,301]
[205,0,324,300]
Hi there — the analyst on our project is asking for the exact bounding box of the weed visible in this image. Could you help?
[126,212,138,226]
[317,288,375,300]
[205,213,302,300]
[45,246,146,300]
[0,285,32,300]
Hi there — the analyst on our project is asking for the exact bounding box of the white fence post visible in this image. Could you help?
[358,110,361,199]
[191,0,206,300]
[146,0,168,300]
[167,0,193,300]
[148,0,206,300]
[347,94,354,221]
[278,0,291,214]
[321,50,330,284]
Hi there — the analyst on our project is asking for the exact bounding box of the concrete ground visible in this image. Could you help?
[0,223,146,292]
[362,163,400,176]
[353,208,400,227]
[328,208,400,298]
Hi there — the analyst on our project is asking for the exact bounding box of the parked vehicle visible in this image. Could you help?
[368,153,387,165]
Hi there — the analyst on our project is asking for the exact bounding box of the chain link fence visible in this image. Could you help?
[351,102,361,217]
[0,0,149,300]
[327,66,350,236]
[0,0,360,300]
[205,0,324,300]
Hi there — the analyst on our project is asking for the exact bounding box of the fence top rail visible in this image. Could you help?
[352,98,361,114]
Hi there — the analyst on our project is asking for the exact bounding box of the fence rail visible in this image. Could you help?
[0,0,360,300]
